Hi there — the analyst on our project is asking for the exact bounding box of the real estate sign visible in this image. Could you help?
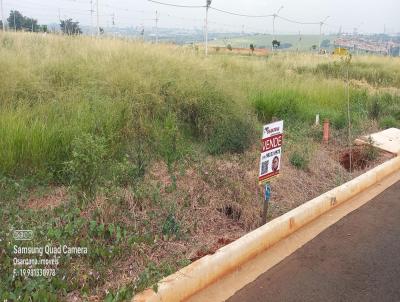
[258,120,284,184]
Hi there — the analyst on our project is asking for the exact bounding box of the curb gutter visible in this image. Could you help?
[133,156,400,302]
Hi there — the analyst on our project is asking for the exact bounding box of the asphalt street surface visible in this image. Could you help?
[227,181,400,302]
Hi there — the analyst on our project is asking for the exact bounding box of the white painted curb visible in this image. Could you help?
[133,156,400,302]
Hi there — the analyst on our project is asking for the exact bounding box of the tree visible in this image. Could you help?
[24,17,38,31]
[8,10,24,31]
[272,39,280,49]
[227,44,232,51]
[311,44,317,50]
[60,19,82,35]
[7,10,41,32]
[250,43,255,53]
[40,25,48,33]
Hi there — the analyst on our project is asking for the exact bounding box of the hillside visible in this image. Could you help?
[210,34,338,51]
[0,32,399,301]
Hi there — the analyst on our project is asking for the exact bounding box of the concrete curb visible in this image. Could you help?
[133,156,400,302]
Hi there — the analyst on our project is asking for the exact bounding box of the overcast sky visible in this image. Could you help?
[2,0,399,34]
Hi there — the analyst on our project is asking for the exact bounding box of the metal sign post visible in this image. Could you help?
[262,182,271,224]
[258,120,284,225]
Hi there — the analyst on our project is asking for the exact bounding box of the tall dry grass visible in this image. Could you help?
[0,32,399,180]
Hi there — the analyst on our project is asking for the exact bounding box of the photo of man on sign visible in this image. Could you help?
[272,156,279,172]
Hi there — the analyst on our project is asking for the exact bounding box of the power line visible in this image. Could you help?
[5,0,357,39]
[104,4,128,12]
[147,0,326,26]
[146,0,338,50]
[277,15,319,25]
[209,6,273,18]
[148,0,205,8]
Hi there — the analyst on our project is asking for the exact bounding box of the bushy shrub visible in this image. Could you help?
[362,136,379,161]
[162,213,180,237]
[379,116,398,129]
[290,150,309,170]
[367,93,399,120]
[368,98,381,120]
[392,109,400,121]
[207,115,255,154]
[110,156,142,187]
[65,134,106,199]
[159,113,183,170]
[179,84,256,154]
[331,112,347,129]
[253,90,309,123]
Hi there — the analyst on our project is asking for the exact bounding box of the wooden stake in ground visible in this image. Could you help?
[262,182,271,224]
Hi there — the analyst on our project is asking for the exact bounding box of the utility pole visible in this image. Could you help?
[297,30,301,53]
[1,0,5,32]
[155,10,159,44]
[140,24,144,41]
[112,13,115,38]
[90,0,94,36]
[205,0,211,56]
[58,8,62,34]
[272,6,283,51]
[318,16,329,53]
[272,6,283,40]
[96,0,100,36]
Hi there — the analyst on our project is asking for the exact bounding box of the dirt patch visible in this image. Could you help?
[339,146,369,171]
[338,145,389,172]
[217,204,242,221]
[189,237,235,262]
[25,187,67,210]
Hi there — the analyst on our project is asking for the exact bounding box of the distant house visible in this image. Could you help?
[333,37,397,55]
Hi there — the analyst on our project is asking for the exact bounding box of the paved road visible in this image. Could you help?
[227,181,400,302]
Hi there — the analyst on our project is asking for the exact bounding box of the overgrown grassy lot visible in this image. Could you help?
[0,32,399,301]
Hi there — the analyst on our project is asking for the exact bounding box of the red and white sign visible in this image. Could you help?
[258,120,284,183]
